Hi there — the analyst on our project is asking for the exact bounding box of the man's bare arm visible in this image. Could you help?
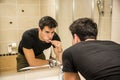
[64,72,81,80]
[50,40,63,63]
[23,47,48,66]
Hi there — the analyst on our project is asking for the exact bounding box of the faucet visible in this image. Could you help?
[48,58,64,80]
[19,59,61,71]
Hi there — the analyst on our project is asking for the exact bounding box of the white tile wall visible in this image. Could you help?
[111,0,120,43]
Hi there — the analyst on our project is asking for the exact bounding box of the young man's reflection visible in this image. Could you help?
[16,16,62,72]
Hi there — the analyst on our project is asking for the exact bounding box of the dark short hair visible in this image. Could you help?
[69,18,98,41]
[39,16,58,30]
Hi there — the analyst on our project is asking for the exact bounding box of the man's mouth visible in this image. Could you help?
[46,39,52,43]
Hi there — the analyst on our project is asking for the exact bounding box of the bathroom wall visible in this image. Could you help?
[94,0,112,40]
[40,0,56,18]
[0,0,40,54]
[56,0,73,50]
[74,0,92,20]
[111,0,120,43]
[94,0,120,44]
[56,0,93,50]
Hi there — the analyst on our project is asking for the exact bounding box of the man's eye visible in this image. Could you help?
[46,31,49,33]
[52,32,55,34]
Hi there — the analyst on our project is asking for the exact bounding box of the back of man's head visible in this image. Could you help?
[69,18,98,41]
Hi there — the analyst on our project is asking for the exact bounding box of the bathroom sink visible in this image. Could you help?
[36,75,85,80]
[35,76,59,80]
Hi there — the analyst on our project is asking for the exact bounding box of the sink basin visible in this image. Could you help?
[36,76,59,80]
[35,74,85,80]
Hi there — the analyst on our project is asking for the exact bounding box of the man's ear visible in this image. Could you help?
[38,27,41,31]
[73,34,80,44]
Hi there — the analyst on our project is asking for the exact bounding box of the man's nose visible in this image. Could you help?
[48,33,53,38]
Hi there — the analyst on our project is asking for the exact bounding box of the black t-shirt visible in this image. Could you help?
[18,28,60,56]
[62,40,120,80]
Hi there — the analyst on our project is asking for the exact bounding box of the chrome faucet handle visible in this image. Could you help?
[48,59,58,68]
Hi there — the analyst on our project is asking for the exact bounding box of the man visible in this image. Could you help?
[16,16,62,72]
[62,18,120,80]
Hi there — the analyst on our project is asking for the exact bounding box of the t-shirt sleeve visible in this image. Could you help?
[62,49,77,72]
[21,32,33,49]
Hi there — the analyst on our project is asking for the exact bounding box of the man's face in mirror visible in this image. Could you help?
[38,26,55,43]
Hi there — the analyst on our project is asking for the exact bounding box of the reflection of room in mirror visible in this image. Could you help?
[43,47,56,60]
[8,42,17,54]
[43,47,52,60]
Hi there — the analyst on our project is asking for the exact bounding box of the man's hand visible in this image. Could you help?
[50,40,61,48]
[50,40,63,63]
[50,40,62,53]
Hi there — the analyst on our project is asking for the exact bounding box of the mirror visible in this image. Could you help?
[0,0,113,74]
[0,0,57,73]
